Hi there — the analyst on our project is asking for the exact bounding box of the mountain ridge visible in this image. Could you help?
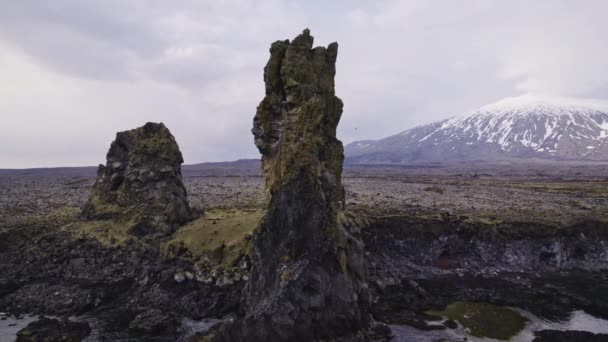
[346,95,608,164]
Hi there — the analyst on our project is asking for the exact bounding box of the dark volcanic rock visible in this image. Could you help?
[213,29,369,341]
[128,308,178,335]
[80,122,192,236]
[0,277,18,297]
[0,226,242,319]
[443,319,458,329]
[533,330,608,342]
[367,321,393,341]
[16,317,91,342]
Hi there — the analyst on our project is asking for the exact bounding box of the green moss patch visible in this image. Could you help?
[64,219,136,246]
[426,301,528,340]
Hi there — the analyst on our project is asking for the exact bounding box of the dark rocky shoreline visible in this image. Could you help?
[0,228,241,320]
[364,214,608,328]
[1,162,607,341]
[2,209,608,340]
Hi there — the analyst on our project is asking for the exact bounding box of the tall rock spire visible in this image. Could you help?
[214,29,369,341]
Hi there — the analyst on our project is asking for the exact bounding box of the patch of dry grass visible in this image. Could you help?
[63,219,135,246]
[163,208,265,267]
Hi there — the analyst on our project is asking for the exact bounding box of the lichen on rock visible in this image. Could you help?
[80,122,192,236]
[212,29,369,341]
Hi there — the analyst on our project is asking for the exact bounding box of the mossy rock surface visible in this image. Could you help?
[427,301,528,340]
[80,122,192,237]
[65,219,136,246]
[163,208,264,268]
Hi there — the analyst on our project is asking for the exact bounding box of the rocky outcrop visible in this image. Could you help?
[0,226,242,320]
[16,317,91,342]
[212,29,369,341]
[80,122,192,236]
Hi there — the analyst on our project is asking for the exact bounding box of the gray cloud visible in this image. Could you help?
[0,0,606,167]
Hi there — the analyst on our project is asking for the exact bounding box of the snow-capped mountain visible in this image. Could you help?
[345,95,608,164]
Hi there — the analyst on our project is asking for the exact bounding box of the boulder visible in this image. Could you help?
[16,317,91,342]
[80,122,192,236]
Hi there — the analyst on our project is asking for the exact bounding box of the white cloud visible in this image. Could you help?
[0,0,605,167]
[492,1,608,96]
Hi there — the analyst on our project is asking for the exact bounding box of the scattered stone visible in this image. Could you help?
[174,273,186,283]
[128,308,178,335]
[16,317,91,342]
[367,321,393,341]
[80,122,192,236]
[215,275,234,287]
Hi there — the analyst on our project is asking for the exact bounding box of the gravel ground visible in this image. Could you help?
[2,162,607,230]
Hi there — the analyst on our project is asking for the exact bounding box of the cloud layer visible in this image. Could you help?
[1,0,606,167]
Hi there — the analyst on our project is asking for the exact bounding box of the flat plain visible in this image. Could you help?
[2,161,607,231]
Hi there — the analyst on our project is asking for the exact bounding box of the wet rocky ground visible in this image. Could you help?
[1,161,607,341]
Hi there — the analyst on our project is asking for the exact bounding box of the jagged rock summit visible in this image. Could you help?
[212,29,369,341]
[81,122,192,236]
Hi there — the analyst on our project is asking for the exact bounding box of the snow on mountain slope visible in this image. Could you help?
[346,95,608,164]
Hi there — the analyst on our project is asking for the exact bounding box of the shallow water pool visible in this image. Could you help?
[392,307,608,342]
[0,312,220,342]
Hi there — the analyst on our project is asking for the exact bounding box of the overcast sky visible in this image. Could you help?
[1,0,607,168]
